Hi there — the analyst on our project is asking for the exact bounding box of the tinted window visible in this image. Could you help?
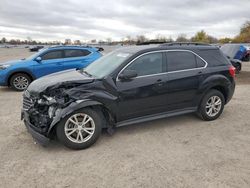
[196,57,206,68]
[125,52,163,76]
[198,49,230,66]
[41,51,63,60]
[167,51,196,72]
[64,49,91,58]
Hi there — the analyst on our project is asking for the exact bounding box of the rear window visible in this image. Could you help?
[166,51,197,72]
[198,49,230,66]
[64,49,91,58]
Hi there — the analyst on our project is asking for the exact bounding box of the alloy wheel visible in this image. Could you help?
[13,76,29,90]
[64,113,95,143]
[205,96,222,117]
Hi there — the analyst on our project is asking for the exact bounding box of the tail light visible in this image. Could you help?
[229,66,236,78]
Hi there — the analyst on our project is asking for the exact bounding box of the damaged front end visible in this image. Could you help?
[21,86,74,145]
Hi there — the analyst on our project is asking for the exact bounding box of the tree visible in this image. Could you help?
[155,34,166,42]
[207,35,218,43]
[219,37,232,43]
[136,35,148,43]
[233,21,250,43]
[176,34,189,42]
[191,30,209,43]
[1,37,7,43]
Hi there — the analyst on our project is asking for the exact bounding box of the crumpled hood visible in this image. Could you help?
[27,69,95,94]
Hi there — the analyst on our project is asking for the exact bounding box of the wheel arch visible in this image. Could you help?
[48,100,115,137]
[198,75,232,106]
[7,70,36,86]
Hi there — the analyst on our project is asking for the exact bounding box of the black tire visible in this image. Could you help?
[197,89,225,121]
[56,108,102,150]
[235,63,241,74]
[10,73,31,91]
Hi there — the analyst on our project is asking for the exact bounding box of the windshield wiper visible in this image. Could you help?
[81,69,92,77]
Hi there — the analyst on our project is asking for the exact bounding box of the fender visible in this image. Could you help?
[6,68,36,83]
[48,99,103,133]
[196,74,231,105]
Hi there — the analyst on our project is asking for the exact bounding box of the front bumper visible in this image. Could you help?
[21,110,50,146]
[0,69,9,86]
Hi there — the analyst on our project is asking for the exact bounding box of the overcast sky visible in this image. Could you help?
[0,0,250,42]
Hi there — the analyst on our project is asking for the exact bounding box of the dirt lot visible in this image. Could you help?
[0,48,250,188]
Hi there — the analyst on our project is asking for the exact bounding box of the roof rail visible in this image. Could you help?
[49,45,92,48]
[160,42,211,46]
[136,41,166,45]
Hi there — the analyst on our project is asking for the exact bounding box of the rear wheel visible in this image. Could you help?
[56,108,102,150]
[10,73,31,91]
[235,63,241,74]
[197,89,225,121]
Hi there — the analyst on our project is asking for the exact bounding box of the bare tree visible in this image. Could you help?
[176,34,189,42]
[136,35,147,43]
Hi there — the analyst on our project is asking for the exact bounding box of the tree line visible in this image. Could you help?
[1,21,250,45]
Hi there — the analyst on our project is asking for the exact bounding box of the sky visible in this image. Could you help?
[0,0,250,42]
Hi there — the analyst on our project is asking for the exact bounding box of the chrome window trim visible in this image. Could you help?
[116,49,208,81]
[40,49,93,61]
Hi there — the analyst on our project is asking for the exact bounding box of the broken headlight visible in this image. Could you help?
[37,95,56,105]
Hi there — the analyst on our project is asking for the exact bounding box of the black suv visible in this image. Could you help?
[21,43,235,150]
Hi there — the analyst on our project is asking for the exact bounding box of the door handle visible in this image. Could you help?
[155,79,164,86]
[197,71,203,75]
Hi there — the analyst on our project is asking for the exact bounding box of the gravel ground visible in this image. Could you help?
[0,48,250,188]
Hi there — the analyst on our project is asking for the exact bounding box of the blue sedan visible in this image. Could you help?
[0,46,102,91]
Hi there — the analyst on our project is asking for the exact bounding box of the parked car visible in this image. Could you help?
[226,55,242,73]
[242,45,250,61]
[0,46,102,91]
[21,43,235,150]
[220,43,249,61]
[29,46,44,52]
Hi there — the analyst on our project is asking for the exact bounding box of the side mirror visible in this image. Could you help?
[35,57,42,62]
[118,70,137,81]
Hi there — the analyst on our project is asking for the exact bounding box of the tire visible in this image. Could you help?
[235,63,241,74]
[197,89,225,121]
[10,73,31,91]
[56,108,102,150]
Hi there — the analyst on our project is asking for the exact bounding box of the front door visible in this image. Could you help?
[116,52,168,121]
[33,50,64,78]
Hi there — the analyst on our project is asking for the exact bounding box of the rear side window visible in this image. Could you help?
[64,49,91,58]
[166,51,197,72]
[196,57,206,68]
[125,52,163,76]
[198,49,230,66]
[41,50,63,60]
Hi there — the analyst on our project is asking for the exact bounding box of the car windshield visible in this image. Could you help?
[83,51,132,78]
[26,48,47,60]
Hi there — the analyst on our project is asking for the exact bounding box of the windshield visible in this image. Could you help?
[84,51,132,78]
[26,48,47,60]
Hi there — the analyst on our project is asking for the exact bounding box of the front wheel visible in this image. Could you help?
[10,73,31,91]
[197,89,225,121]
[56,108,102,150]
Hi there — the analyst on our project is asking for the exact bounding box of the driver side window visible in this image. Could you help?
[41,50,63,60]
[125,52,164,77]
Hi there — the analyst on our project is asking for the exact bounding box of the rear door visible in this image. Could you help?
[62,49,92,70]
[33,50,64,78]
[165,50,206,111]
[116,52,168,121]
